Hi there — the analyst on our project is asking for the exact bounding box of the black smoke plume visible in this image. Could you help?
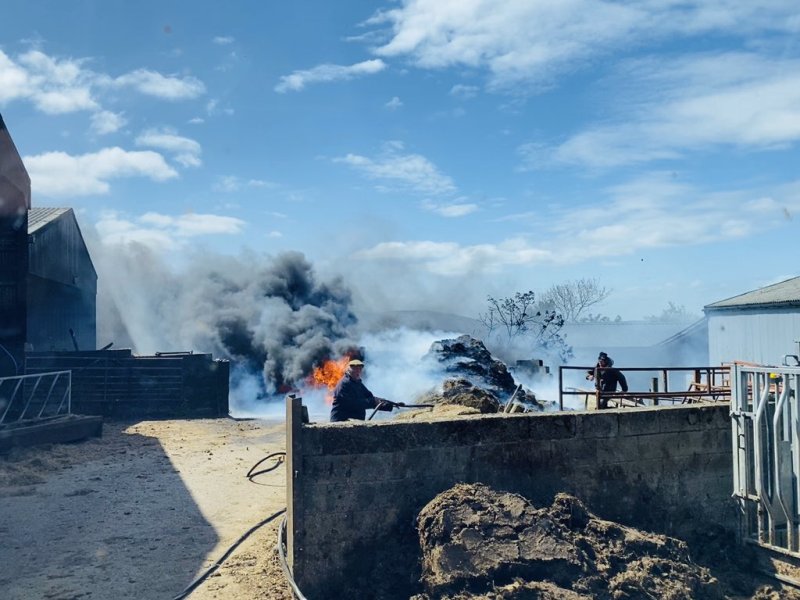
[91,240,358,393]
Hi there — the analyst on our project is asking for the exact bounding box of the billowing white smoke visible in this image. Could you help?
[232,327,462,421]
[352,328,461,419]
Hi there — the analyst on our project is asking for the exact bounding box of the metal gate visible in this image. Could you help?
[0,370,72,424]
[731,362,800,559]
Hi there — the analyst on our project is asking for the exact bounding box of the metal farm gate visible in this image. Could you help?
[731,361,800,581]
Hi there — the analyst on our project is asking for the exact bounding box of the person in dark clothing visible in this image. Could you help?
[329,359,394,422]
[592,352,628,409]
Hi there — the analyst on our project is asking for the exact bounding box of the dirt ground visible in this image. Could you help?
[0,418,293,600]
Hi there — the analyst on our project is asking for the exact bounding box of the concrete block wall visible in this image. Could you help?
[285,401,734,599]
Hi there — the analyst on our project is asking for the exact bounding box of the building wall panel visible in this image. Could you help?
[708,309,800,366]
[27,276,96,351]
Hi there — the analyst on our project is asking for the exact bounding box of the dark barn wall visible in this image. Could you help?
[27,276,96,351]
[287,402,734,599]
[0,213,28,375]
[27,209,97,352]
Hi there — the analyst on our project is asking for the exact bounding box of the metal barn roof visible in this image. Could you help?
[705,276,800,311]
[28,207,71,233]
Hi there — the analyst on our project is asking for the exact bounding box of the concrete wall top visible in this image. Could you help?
[301,404,729,456]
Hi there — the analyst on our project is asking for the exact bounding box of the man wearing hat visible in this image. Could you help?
[330,359,394,422]
[592,352,628,409]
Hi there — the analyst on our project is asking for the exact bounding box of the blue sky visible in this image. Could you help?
[3,0,800,321]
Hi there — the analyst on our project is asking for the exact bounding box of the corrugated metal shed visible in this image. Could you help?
[705,277,800,367]
[28,207,97,285]
[27,208,97,352]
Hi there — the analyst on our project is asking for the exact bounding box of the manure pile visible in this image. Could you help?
[412,483,733,600]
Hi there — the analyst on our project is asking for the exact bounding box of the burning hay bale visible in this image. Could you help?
[424,335,542,412]
[426,335,516,395]
[416,378,501,413]
[413,483,723,600]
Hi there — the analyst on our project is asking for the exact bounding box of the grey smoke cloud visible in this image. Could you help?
[87,231,358,394]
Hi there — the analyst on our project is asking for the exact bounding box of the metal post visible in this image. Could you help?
[651,377,659,406]
[285,394,304,583]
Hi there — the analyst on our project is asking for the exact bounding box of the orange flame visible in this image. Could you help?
[307,356,351,404]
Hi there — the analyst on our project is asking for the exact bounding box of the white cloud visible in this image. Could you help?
[450,84,479,99]
[135,128,202,168]
[0,50,98,113]
[0,49,204,118]
[96,213,181,251]
[385,96,403,109]
[25,147,178,197]
[213,175,276,192]
[32,87,97,114]
[275,59,386,93]
[368,1,800,90]
[353,173,800,275]
[355,238,552,275]
[422,200,478,217]
[546,173,800,261]
[335,143,456,195]
[0,50,29,103]
[206,98,234,116]
[96,211,245,252]
[111,69,205,100]
[90,110,126,135]
[214,175,241,193]
[267,230,283,238]
[213,36,235,45]
[530,53,800,169]
[248,179,272,188]
[139,212,245,236]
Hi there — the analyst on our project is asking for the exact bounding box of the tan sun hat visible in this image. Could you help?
[348,359,365,367]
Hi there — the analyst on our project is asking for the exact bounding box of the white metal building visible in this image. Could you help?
[705,276,800,367]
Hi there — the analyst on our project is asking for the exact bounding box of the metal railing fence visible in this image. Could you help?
[558,365,730,410]
[0,370,72,425]
[731,364,800,557]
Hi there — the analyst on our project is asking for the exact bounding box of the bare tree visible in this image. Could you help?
[479,291,538,340]
[479,291,571,360]
[644,301,700,323]
[539,278,611,322]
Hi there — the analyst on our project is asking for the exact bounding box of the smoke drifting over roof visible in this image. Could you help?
[91,238,358,393]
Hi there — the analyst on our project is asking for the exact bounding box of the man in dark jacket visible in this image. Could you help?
[330,359,394,422]
[593,352,628,409]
